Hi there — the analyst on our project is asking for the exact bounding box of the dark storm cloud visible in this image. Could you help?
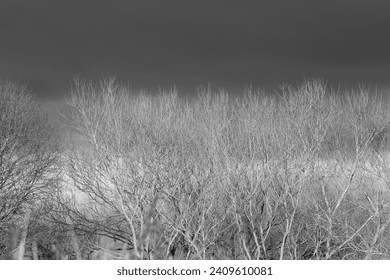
[1,0,390,98]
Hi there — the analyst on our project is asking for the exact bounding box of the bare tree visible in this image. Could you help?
[53,78,390,260]
[0,80,59,259]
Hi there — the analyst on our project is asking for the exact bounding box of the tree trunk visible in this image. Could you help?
[31,241,38,260]
[17,209,31,260]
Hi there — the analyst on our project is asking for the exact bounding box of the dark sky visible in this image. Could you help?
[1,0,390,99]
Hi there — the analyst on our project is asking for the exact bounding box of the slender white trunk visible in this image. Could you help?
[17,209,31,260]
[31,241,38,260]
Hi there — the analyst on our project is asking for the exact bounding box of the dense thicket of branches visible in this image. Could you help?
[51,78,390,260]
[3,78,390,259]
[0,80,59,259]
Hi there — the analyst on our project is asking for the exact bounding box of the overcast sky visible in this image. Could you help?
[1,0,390,99]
